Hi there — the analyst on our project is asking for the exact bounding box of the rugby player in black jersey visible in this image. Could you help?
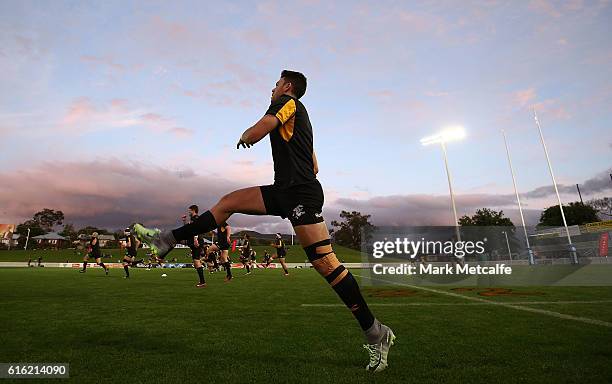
[239,233,252,275]
[122,228,142,278]
[183,205,207,287]
[249,249,257,271]
[132,70,395,372]
[205,222,232,281]
[79,232,109,275]
[271,233,289,276]
[263,250,272,267]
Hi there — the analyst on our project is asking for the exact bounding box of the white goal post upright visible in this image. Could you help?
[533,108,578,264]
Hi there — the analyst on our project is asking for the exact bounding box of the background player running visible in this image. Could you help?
[79,232,109,275]
[132,70,394,372]
[263,250,272,268]
[239,233,252,275]
[249,248,257,271]
[270,233,289,276]
[204,222,232,281]
[183,205,207,287]
[122,227,142,278]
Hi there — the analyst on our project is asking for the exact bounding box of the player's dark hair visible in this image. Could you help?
[189,204,198,214]
[281,70,307,99]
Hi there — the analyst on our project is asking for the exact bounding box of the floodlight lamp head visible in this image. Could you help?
[420,126,465,146]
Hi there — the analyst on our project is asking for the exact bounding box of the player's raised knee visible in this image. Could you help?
[304,239,342,277]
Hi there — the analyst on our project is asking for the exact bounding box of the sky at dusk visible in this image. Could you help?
[0,0,611,233]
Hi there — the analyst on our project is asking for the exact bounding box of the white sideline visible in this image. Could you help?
[302,300,612,307]
[350,274,612,328]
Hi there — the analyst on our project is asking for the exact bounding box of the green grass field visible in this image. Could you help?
[0,244,363,264]
[1,266,612,383]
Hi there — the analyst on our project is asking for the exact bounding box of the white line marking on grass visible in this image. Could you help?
[351,274,612,328]
[302,300,612,307]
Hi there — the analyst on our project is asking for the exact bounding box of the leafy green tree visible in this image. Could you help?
[459,208,515,227]
[459,208,516,260]
[60,223,78,242]
[587,197,611,219]
[330,211,375,250]
[15,220,45,248]
[538,202,600,227]
[77,226,110,236]
[32,208,64,232]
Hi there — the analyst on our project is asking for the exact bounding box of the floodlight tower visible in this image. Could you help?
[420,126,465,242]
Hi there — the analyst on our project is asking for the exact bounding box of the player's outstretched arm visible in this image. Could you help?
[237,115,279,148]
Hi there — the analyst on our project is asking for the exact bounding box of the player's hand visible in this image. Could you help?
[237,139,252,149]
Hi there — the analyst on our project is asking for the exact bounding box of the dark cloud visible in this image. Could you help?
[328,194,524,226]
[2,160,609,232]
[522,170,612,199]
[0,159,286,232]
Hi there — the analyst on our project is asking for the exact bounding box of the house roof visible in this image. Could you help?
[32,232,66,240]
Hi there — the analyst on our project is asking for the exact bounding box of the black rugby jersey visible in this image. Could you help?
[90,238,101,257]
[186,214,200,248]
[127,234,138,256]
[265,94,316,187]
[217,225,230,247]
[276,238,286,256]
[241,239,251,256]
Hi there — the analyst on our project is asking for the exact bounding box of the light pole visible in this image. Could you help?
[421,126,465,242]
[533,109,578,264]
[501,129,535,264]
[502,231,512,261]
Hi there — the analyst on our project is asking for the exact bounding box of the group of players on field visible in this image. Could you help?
[181,204,291,287]
[78,204,290,283]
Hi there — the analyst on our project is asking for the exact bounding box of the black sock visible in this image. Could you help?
[329,268,375,331]
[124,265,129,277]
[283,266,289,274]
[172,210,217,242]
[245,264,250,273]
[224,262,232,278]
[99,262,106,269]
[82,262,87,270]
[197,266,205,283]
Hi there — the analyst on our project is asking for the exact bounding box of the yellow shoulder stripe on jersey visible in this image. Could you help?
[279,116,295,141]
[275,99,296,125]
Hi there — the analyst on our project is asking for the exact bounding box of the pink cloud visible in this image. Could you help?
[2,158,608,231]
[62,97,97,125]
[533,99,572,120]
[59,98,194,138]
[0,159,283,231]
[513,88,537,108]
[167,127,194,137]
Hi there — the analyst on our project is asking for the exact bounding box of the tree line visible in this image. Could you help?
[331,198,608,250]
[12,209,119,249]
[8,197,609,251]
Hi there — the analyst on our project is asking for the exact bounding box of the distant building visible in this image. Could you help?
[32,232,67,248]
[77,233,115,247]
[98,234,115,247]
[0,233,20,248]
